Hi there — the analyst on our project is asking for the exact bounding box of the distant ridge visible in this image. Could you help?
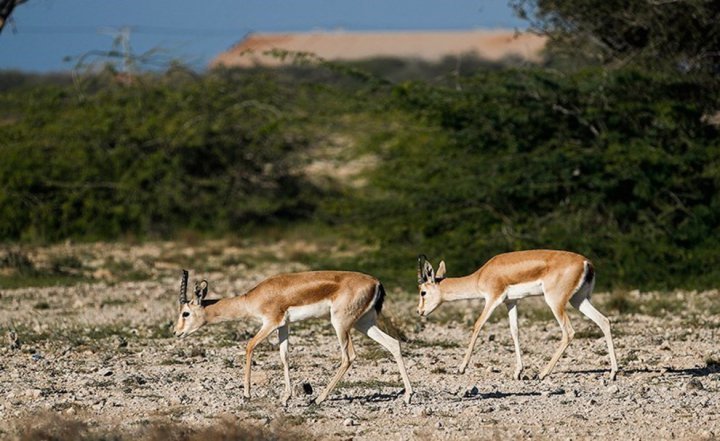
[211,29,546,68]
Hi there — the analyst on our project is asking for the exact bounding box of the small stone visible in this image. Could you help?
[224,382,235,391]
[698,430,715,440]
[25,389,42,399]
[343,418,356,427]
[111,335,128,349]
[464,386,479,397]
[414,407,432,417]
[100,368,113,377]
[435,421,444,430]
[302,382,313,395]
[294,382,313,396]
[685,378,704,391]
[606,385,620,394]
[31,353,42,362]
[65,407,76,415]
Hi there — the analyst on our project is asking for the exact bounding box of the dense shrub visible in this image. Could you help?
[0,70,325,241]
[1,64,719,289]
[339,68,720,289]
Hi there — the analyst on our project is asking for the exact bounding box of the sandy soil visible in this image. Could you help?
[1,242,719,440]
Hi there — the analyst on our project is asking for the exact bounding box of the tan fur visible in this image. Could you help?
[418,250,618,381]
[174,270,413,405]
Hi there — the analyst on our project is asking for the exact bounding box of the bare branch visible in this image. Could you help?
[0,0,28,35]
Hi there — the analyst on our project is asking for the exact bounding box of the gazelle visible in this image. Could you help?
[417,250,618,380]
[173,269,413,405]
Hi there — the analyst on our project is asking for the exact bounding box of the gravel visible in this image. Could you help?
[1,242,719,440]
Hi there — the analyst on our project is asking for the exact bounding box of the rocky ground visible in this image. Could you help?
[1,241,719,440]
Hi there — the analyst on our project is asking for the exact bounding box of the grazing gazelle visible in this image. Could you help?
[416,251,618,380]
[173,269,413,405]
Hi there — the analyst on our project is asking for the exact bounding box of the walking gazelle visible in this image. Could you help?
[173,270,413,405]
[417,250,618,380]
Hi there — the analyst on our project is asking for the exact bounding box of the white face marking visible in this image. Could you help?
[417,282,442,316]
[287,300,331,322]
[505,281,544,301]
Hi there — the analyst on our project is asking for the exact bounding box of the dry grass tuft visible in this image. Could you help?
[11,413,309,441]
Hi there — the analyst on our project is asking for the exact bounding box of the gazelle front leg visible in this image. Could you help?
[538,302,575,380]
[244,322,277,399]
[277,323,292,405]
[458,298,502,374]
[506,300,524,380]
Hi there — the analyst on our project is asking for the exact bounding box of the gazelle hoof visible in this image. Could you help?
[402,390,413,405]
[610,370,618,381]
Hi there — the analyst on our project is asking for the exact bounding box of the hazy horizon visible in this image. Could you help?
[0,0,525,72]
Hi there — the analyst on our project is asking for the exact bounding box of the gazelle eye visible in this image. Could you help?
[182,311,190,318]
[420,291,426,297]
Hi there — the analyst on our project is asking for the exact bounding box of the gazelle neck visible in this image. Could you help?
[439,274,481,302]
[204,295,251,324]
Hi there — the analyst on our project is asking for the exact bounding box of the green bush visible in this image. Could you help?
[1,64,719,290]
[335,68,720,290]
[0,70,325,241]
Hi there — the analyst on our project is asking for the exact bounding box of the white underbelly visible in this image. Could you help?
[287,300,331,322]
[505,281,544,300]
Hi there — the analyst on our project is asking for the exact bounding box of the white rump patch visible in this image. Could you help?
[505,281,544,300]
[287,300,332,322]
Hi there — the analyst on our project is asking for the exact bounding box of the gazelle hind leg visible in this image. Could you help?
[314,318,355,404]
[570,289,619,380]
[506,301,524,380]
[278,324,292,405]
[355,311,413,403]
[538,297,575,380]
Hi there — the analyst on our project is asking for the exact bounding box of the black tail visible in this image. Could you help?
[584,261,595,285]
[374,283,386,314]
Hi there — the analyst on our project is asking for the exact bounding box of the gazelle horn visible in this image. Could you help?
[179,269,189,304]
[417,254,428,284]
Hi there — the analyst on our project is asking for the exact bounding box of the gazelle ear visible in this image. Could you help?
[436,260,446,280]
[423,260,435,283]
[194,280,209,304]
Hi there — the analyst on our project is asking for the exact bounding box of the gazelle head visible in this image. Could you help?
[173,270,209,338]
[416,255,446,317]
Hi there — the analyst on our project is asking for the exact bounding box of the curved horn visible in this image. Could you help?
[179,269,189,304]
[417,254,427,284]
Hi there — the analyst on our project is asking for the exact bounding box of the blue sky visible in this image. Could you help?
[0,0,526,72]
